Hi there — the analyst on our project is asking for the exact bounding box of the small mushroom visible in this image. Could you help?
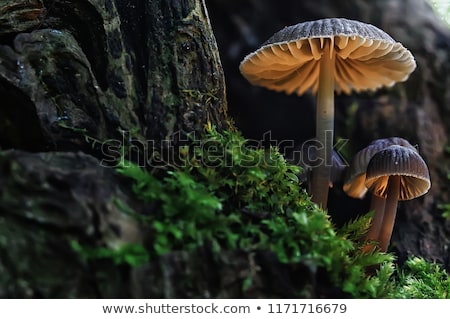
[343,137,417,251]
[343,137,415,198]
[364,144,431,252]
[239,18,416,209]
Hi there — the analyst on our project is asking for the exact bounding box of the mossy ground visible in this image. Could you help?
[76,125,450,298]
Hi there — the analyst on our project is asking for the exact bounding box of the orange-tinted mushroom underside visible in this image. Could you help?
[239,35,416,95]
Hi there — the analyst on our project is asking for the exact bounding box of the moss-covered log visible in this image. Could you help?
[0,0,230,297]
[0,150,327,298]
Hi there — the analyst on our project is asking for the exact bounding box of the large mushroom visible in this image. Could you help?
[343,137,418,250]
[364,144,431,251]
[239,18,416,209]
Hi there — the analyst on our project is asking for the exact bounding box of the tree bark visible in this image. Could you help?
[0,150,144,297]
[0,0,228,154]
[0,0,231,297]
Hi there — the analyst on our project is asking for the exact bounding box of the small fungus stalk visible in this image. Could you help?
[378,175,401,252]
[362,194,386,253]
[310,39,335,209]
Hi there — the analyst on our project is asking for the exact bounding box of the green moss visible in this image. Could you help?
[114,126,449,298]
[439,202,450,219]
[389,257,450,298]
[70,240,149,267]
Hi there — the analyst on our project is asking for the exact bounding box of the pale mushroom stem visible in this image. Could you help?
[362,194,386,253]
[378,175,401,252]
[310,39,335,209]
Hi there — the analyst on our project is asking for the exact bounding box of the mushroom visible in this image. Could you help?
[343,137,416,198]
[343,137,417,250]
[364,144,431,252]
[239,18,416,209]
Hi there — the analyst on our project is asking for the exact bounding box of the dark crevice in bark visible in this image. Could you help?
[0,78,46,151]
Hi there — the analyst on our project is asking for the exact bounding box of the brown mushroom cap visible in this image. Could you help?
[343,137,416,198]
[364,145,431,200]
[239,18,416,95]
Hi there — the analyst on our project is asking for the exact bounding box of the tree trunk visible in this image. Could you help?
[0,0,228,154]
[0,0,230,298]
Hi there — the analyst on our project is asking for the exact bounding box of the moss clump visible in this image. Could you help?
[114,126,449,298]
[389,257,450,298]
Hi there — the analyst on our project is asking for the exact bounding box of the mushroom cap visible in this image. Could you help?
[364,145,431,200]
[239,18,416,95]
[343,137,416,198]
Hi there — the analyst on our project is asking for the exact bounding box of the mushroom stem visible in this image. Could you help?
[362,194,386,253]
[378,175,401,252]
[310,39,335,209]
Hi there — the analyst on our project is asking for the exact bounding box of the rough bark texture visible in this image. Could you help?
[130,249,333,298]
[0,150,144,297]
[207,0,450,267]
[0,0,228,154]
